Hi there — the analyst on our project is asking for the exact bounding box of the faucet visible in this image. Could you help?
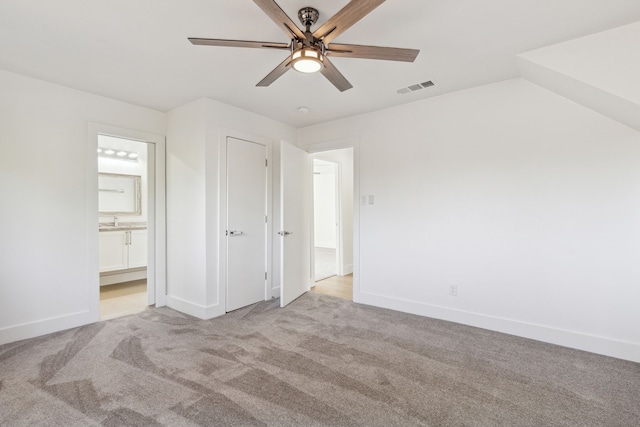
[114,216,119,227]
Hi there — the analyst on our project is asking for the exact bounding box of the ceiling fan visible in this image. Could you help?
[188,0,420,92]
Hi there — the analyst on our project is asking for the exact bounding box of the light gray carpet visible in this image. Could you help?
[315,247,336,281]
[1,293,639,426]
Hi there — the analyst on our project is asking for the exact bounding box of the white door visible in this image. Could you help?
[280,141,311,307]
[227,137,267,312]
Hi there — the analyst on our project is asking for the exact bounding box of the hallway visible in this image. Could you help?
[311,274,353,300]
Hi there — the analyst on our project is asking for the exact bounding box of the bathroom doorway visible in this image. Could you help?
[97,135,153,320]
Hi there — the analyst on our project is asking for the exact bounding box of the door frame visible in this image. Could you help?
[218,129,273,312]
[87,123,167,321]
[303,137,360,302]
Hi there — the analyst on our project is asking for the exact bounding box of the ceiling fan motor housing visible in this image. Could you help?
[298,7,319,28]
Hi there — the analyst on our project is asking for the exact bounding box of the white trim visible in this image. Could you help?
[335,162,344,276]
[146,143,156,305]
[0,311,94,346]
[309,159,316,285]
[86,126,102,323]
[88,123,167,320]
[218,128,273,314]
[266,143,274,300]
[303,137,360,302]
[358,291,640,363]
[165,296,223,320]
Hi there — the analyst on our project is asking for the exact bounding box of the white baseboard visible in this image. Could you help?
[358,291,640,363]
[166,295,224,320]
[270,286,280,299]
[0,310,97,346]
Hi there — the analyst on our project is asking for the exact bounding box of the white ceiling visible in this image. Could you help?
[1,1,639,128]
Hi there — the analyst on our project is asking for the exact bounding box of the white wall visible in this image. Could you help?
[297,78,640,362]
[166,98,295,319]
[0,69,165,345]
[165,99,208,312]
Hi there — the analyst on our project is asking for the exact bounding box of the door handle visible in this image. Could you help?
[228,230,244,236]
[277,231,292,236]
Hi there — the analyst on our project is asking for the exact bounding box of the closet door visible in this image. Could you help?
[226,137,267,312]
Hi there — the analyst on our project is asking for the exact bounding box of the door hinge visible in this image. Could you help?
[265,159,268,167]
[265,215,267,223]
[265,272,267,280]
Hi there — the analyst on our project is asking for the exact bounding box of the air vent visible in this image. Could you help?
[397,80,435,95]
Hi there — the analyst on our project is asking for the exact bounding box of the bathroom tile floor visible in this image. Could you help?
[99,279,149,320]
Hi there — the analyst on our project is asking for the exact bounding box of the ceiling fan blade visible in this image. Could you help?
[189,38,290,50]
[327,43,419,62]
[253,0,306,40]
[256,56,292,87]
[320,57,353,92]
[313,0,386,45]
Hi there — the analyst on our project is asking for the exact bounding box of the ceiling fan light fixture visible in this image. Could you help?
[188,1,420,91]
[291,48,323,73]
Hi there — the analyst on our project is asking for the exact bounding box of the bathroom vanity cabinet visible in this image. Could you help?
[99,229,147,272]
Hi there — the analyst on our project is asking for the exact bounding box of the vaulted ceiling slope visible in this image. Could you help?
[519,21,640,132]
[0,1,639,128]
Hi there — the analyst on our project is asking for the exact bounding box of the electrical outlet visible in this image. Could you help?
[449,285,458,296]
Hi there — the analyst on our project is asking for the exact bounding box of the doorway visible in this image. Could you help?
[88,123,166,322]
[310,148,354,301]
[97,135,153,320]
[313,159,338,281]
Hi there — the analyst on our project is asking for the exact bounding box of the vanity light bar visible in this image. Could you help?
[97,147,139,161]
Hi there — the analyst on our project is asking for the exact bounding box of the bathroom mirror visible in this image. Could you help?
[98,173,142,215]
